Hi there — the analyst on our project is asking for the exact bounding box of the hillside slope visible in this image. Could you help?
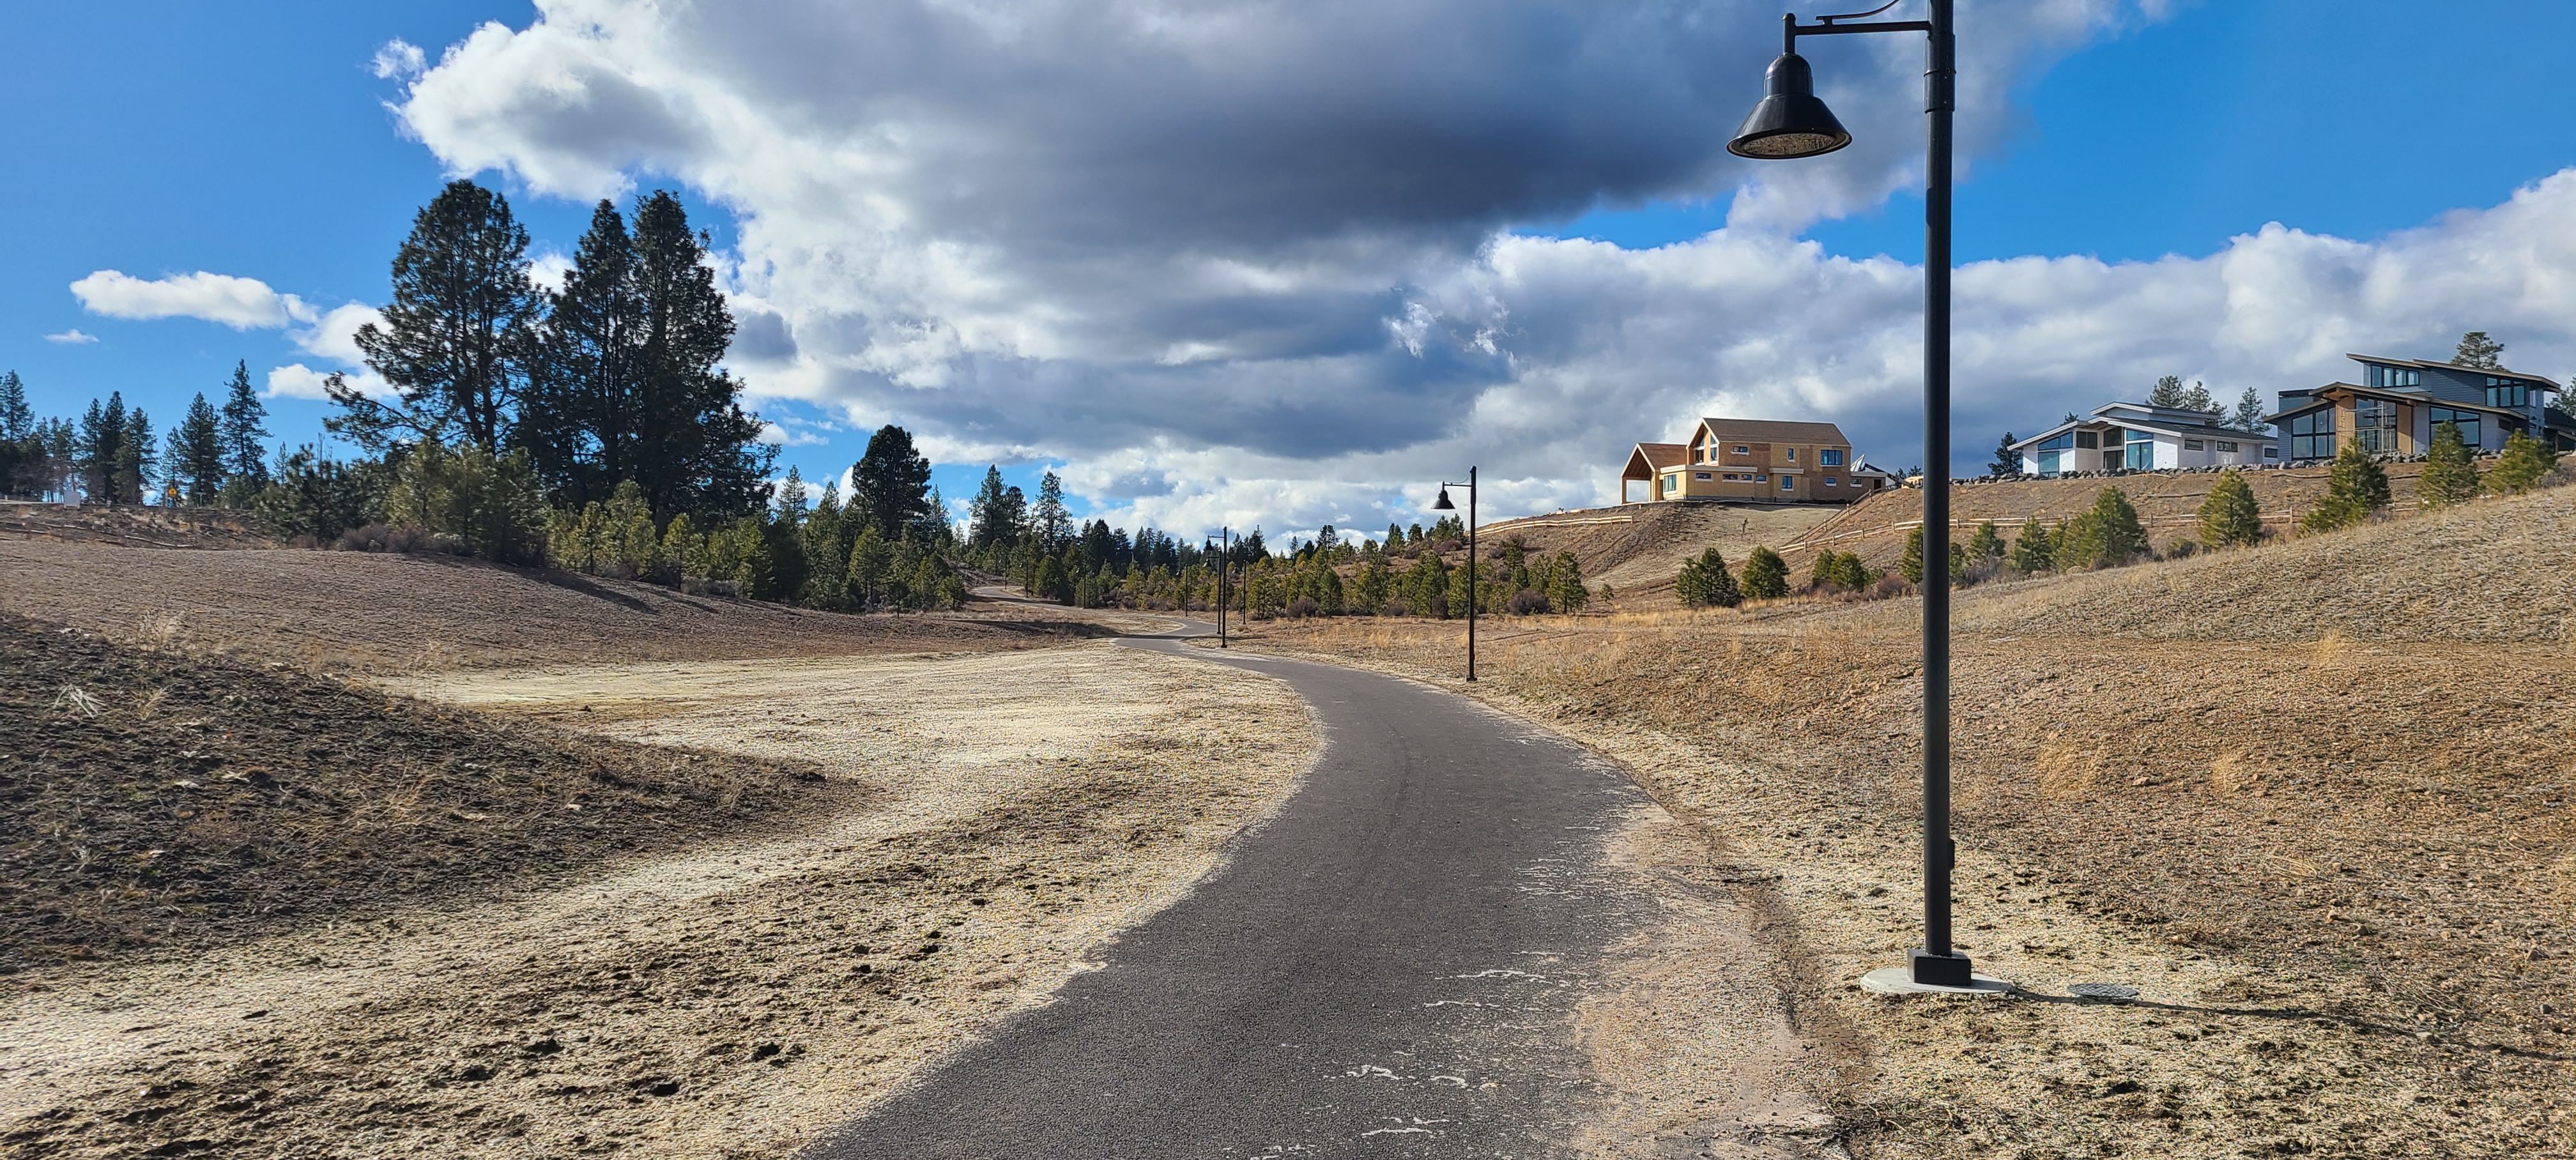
[1782,461,2439,572]
[0,540,1094,671]
[1479,502,1841,600]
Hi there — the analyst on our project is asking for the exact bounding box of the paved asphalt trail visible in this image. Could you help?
[808,618,1673,1158]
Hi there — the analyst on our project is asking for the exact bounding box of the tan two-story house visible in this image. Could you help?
[1620,418,1887,504]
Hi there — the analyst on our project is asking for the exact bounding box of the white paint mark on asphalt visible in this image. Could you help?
[1429,1075,1468,1087]
[1346,1064,1412,1080]
[1450,968,1548,981]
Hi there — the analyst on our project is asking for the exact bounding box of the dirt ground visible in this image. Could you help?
[1223,485,2576,1158]
[0,539,1105,673]
[1478,503,1844,606]
[1,639,1317,1158]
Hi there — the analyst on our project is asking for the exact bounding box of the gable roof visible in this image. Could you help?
[1695,417,1851,446]
[2347,353,2561,388]
[1622,443,1688,478]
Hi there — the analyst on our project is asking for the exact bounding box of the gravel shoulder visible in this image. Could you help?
[2,641,1317,1158]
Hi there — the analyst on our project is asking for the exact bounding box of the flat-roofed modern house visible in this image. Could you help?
[2009,401,2277,476]
[1620,418,1885,504]
[2269,353,2570,461]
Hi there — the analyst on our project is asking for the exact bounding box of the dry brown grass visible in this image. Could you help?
[1216,485,2576,1156]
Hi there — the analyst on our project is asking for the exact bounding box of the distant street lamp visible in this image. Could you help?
[1430,467,1476,682]
[1206,528,1232,648]
[1730,1,1984,991]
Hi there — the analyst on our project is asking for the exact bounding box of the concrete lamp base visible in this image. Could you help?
[1860,966,2013,997]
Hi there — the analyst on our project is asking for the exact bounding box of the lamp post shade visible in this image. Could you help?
[1432,487,1456,510]
[1727,52,1851,159]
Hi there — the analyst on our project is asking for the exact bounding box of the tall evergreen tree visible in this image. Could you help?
[1989,432,2019,477]
[118,404,153,503]
[79,394,127,503]
[2181,380,2216,413]
[1034,470,1072,549]
[217,361,271,489]
[2416,420,2481,508]
[2230,386,2267,433]
[165,392,226,504]
[1674,547,1741,608]
[968,466,1022,549]
[0,370,32,496]
[2196,469,2264,548]
[2147,375,2188,408]
[2454,330,2504,370]
[0,371,28,442]
[850,424,934,540]
[519,199,641,506]
[627,191,769,517]
[339,179,544,450]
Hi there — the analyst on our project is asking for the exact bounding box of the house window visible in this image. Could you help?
[2124,438,2154,470]
[2366,364,2421,388]
[2184,439,2205,451]
[2485,378,2529,409]
[1785,447,1798,462]
[2354,398,2399,454]
[2264,446,2280,458]
[2035,450,2062,475]
[2428,407,2482,447]
[2217,441,2238,453]
[1754,475,1767,483]
[1819,448,1844,466]
[1695,472,1712,480]
[1733,445,1751,455]
[1824,476,1839,487]
[2074,431,2101,450]
[1780,475,1795,492]
[2287,408,2335,459]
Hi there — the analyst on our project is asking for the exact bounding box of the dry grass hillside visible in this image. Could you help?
[1225,482,2576,1158]
[1479,501,1841,600]
[1782,461,2441,574]
[0,538,1101,672]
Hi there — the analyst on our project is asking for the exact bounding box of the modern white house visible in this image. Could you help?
[2009,402,2278,476]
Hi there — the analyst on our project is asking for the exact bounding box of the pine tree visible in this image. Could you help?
[2181,380,2216,414]
[2416,421,2480,508]
[118,405,153,503]
[79,394,128,503]
[1545,549,1589,613]
[1989,432,2019,477]
[1740,546,1788,600]
[217,362,270,496]
[1675,547,1741,608]
[852,424,934,540]
[2301,441,2392,532]
[2230,386,2266,433]
[1828,551,1871,590]
[628,191,770,517]
[519,199,641,506]
[2454,330,2504,370]
[0,371,31,498]
[2060,486,2148,569]
[2009,515,2053,572]
[2490,429,2559,495]
[165,392,226,505]
[1899,526,1926,584]
[2147,375,2188,408]
[1966,520,2003,563]
[1034,470,1072,549]
[2196,469,2264,548]
[1809,549,1841,590]
[342,179,543,450]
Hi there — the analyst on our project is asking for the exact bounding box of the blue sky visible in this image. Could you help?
[8,1,2576,532]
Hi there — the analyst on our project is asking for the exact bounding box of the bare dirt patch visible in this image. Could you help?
[0,539,1101,673]
[1220,494,2576,1157]
[1,641,1316,1158]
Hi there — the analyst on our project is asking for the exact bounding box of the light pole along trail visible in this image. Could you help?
[1432,467,1475,682]
[1728,0,1998,993]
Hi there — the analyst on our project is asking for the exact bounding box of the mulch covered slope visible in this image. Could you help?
[0,615,838,976]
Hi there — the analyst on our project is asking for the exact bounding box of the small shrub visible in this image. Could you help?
[1740,546,1788,600]
[1380,598,1411,618]
[1505,589,1549,615]
[2416,422,2480,508]
[2490,429,2559,494]
[2300,443,2391,533]
[2196,469,2264,549]
[1675,547,1742,608]
[1286,596,1321,619]
[2008,515,2055,573]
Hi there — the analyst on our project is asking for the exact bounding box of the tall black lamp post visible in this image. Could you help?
[1208,528,1232,648]
[1729,1,1977,991]
[1430,467,1476,682]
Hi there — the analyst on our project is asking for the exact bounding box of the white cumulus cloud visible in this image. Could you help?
[70,270,317,330]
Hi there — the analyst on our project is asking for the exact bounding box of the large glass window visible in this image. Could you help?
[2074,431,2100,450]
[2428,407,2482,448]
[2124,432,2155,469]
[2035,450,2061,475]
[2039,433,2075,451]
[1819,448,1844,466]
[2287,408,2335,459]
[2355,398,2399,454]
[2486,378,2529,409]
[2366,364,2422,388]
